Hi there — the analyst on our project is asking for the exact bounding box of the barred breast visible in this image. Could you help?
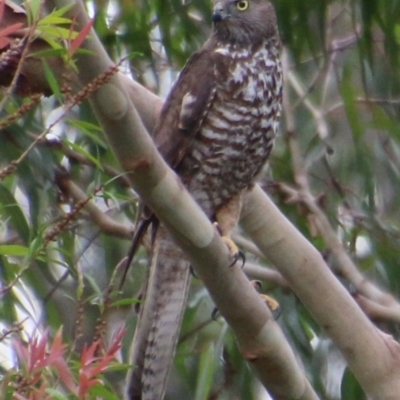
[180,38,282,216]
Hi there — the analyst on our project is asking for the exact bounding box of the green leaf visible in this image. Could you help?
[341,368,366,400]
[28,235,43,257]
[395,24,400,44]
[125,51,143,60]
[37,33,65,52]
[89,384,122,400]
[39,25,79,40]
[56,230,76,272]
[103,362,131,373]
[85,274,104,305]
[49,4,74,18]
[0,245,29,256]
[63,139,104,171]
[0,373,15,400]
[42,61,62,102]
[66,119,107,147]
[111,298,141,307]
[27,0,41,22]
[194,343,215,400]
[31,48,67,60]
[340,67,363,142]
[0,184,30,244]
[0,258,20,324]
[38,16,72,26]
[44,389,70,400]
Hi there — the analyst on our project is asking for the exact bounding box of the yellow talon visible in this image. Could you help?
[251,280,281,319]
[221,235,240,256]
[260,294,280,314]
[213,222,244,267]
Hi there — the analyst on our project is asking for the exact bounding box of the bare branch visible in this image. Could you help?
[56,174,134,239]
[241,185,400,398]
[284,126,400,313]
[244,262,290,290]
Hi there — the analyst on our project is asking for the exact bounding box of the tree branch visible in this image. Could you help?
[55,174,134,239]
[241,186,400,398]
[40,0,319,398]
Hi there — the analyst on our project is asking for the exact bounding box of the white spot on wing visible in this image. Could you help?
[181,92,197,111]
[179,92,198,127]
[215,47,230,56]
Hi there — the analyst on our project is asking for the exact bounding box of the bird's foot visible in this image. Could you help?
[213,222,245,268]
[222,236,245,268]
[211,281,281,321]
[251,280,281,319]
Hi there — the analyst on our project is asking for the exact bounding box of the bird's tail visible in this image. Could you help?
[126,226,191,400]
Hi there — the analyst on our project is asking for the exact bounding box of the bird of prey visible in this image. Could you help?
[126,1,282,399]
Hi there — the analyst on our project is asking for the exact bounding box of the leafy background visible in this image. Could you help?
[1,0,400,398]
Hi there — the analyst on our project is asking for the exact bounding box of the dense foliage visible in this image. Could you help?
[1,0,400,398]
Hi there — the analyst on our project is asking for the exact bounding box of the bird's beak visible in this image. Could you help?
[212,2,230,22]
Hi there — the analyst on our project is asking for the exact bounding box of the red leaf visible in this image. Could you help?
[80,341,100,367]
[0,0,4,21]
[53,357,78,395]
[0,22,24,38]
[106,327,126,356]
[69,19,93,58]
[29,334,48,371]
[0,36,10,49]
[13,339,30,366]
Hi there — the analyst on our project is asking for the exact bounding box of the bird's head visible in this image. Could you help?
[211,0,278,46]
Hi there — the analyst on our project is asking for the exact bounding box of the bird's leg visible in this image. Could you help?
[251,280,281,319]
[214,194,245,267]
[211,280,281,321]
[213,196,281,318]
[213,221,245,267]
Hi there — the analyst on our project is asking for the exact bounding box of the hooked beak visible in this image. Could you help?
[212,2,230,22]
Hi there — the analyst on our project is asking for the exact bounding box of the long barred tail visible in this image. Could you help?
[126,226,191,400]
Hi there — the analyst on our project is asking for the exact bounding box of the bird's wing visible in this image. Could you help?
[153,47,218,170]
[126,47,220,400]
[121,48,218,288]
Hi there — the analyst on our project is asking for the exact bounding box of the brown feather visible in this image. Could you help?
[153,50,218,170]
[126,2,282,399]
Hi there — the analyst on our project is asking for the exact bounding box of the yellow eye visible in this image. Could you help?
[236,0,249,11]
